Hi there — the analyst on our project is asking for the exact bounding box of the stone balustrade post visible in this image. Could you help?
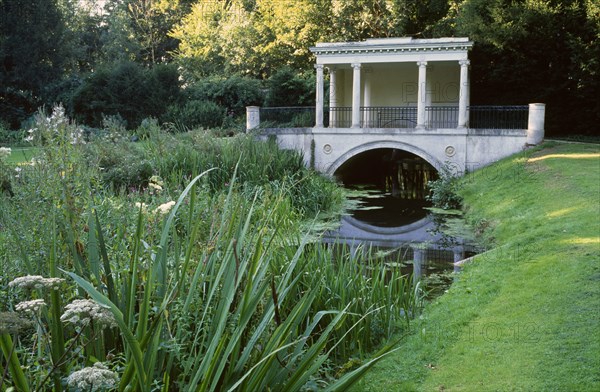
[246,106,260,131]
[527,103,545,145]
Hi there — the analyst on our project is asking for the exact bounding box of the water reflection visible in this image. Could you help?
[325,187,474,296]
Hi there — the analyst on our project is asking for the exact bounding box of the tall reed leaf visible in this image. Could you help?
[61,270,148,392]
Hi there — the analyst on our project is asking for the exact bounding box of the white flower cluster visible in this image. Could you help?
[134,201,148,212]
[15,299,47,313]
[24,105,86,145]
[0,147,11,160]
[24,128,36,143]
[9,275,65,290]
[154,200,176,215]
[69,127,87,145]
[148,175,164,193]
[61,299,117,329]
[67,362,119,391]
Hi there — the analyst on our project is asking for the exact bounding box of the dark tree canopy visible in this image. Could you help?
[0,0,597,136]
[0,0,68,127]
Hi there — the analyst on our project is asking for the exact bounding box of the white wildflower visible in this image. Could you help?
[0,147,11,160]
[61,299,117,328]
[15,299,46,313]
[25,129,35,143]
[70,127,87,145]
[154,201,176,215]
[9,276,65,290]
[134,202,148,211]
[148,182,162,192]
[67,362,119,391]
[149,175,163,187]
[50,105,66,121]
[148,175,164,193]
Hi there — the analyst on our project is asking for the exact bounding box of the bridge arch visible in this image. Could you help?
[325,140,444,176]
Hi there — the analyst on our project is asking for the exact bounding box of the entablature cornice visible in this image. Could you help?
[310,37,473,65]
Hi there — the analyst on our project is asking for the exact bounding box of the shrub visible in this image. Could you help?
[72,62,181,128]
[426,165,463,210]
[135,117,162,140]
[165,100,226,130]
[87,141,153,190]
[265,67,315,107]
[187,75,264,116]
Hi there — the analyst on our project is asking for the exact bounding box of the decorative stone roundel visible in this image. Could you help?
[323,144,333,154]
[445,145,456,157]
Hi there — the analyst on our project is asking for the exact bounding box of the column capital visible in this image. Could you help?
[459,59,470,67]
[416,61,428,68]
[351,63,361,69]
[326,66,337,73]
[314,64,324,70]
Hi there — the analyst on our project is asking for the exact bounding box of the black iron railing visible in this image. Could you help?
[257,105,530,129]
[329,107,352,128]
[469,105,528,129]
[361,106,417,128]
[426,106,458,128]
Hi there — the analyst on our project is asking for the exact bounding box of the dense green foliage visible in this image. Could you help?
[0,108,423,390]
[72,62,181,128]
[265,67,316,107]
[0,0,68,128]
[355,142,600,390]
[1,0,597,135]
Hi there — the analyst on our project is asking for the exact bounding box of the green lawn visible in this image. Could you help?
[4,146,38,164]
[355,142,600,391]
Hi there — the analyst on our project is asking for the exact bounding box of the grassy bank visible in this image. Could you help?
[356,142,600,391]
[2,147,38,164]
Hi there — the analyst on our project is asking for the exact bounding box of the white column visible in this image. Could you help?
[351,63,361,128]
[458,59,470,129]
[328,68,337,127]
[425,74,433,128]
[416,61,427,129]
[363,68,372,127]
[315,64,324,128]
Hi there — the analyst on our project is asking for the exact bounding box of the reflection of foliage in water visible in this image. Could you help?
[422,271,455,300]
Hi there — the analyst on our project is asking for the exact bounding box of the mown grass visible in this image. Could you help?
[354,142,600,391]
[3,147,38,164]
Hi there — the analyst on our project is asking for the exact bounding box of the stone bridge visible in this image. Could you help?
[250,118,544,176]
[247,37,545,177]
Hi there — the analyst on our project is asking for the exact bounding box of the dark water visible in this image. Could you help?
[325,186,472,296]
[327,148,478,294]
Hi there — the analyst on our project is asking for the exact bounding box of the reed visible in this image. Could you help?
[0,109,421,390]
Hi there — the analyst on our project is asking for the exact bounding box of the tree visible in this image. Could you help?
[171,0,453,79]
[0,0,69,127]
[451,0,599,135]
[72,61,181,127]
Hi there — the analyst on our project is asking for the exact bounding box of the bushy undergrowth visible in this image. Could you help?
[426,165,463,210]
[0,107,422,391]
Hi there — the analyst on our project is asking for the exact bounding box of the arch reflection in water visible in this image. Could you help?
[323,216,471,298]
[327,148,471,297]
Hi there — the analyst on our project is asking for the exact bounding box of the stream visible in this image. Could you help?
[325,149,479,297]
